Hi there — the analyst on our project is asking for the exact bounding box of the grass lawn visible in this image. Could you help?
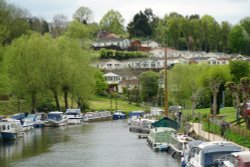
[183,107,237,122]
[88,96,147,113]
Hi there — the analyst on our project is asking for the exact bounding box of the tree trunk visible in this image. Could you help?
[212,92,218,115]
[31,92,37,114]
[64,90,68,110]
[53,89,60,111]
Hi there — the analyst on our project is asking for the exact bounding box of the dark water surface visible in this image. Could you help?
[0,120,180,167]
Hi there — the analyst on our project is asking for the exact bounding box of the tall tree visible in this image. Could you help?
[229,60,250,83]
[73,6,93,24]
[100,9,125,35]
[201,65,231,115]
[228,25,248,53]
[221,21,231,53]
[29,17,49,34]
[139,70,159,104]
[127,8,156,38]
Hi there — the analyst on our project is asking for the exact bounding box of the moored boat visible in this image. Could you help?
[45,111,68,127]
[65,108,83,125]
[147,127,176,151]
[189,141,242,167]
[113,110,126,120]
[129,118,155,134]
[0,118,23,141]
[219,151,250,167]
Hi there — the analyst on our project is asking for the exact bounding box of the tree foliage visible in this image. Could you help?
[100,10,125,35]
[73,6,93,24]
[139,70,159,104]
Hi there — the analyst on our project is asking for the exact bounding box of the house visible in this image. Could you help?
[103,72,121,85]
[141,40,160,48]
[92,38,130,50]
[118,78,139,93]
[96,59,124,70]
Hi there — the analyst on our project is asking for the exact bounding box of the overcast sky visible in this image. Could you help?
[6,0,250,25]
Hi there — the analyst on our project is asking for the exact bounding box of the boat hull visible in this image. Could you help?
[1,131,17,140]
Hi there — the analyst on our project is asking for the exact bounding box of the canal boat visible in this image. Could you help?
[0,119,23,140]
[45,111,68,127]
[147,127,176,151]
[168,133,194,159]
[33,113,47,128]
[189,141,242,167]
[127,110,145,125]
[129,118,155,134]
[112,110,126,120]
[181,140,205,167]
[218,151,250,167]
[65,108,83,125]
[22,114,36,131]
[84,111,112,122]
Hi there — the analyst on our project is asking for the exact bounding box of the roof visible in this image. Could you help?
[199,141,242,154]
[103,72,119,77]
[151,116,180,130]
[232,151,250,163]
[187,140,205,149]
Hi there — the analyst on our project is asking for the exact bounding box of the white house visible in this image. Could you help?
[103,72,122,85]
[92,38,130,49]
[96,59,124,70]
[141,40,160,48]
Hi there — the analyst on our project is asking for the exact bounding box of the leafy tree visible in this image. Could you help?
[100,9,125,35]
[127,8,156,38]
[94,70,108,96]
[29,17,49,34]
[229,60,250,83]
[73,6,93,24]
[6,33,48,113]
[221,21,231,53]
[228,25,248,53]
[201,65,231,115]
[0,0,30,45]
[240,17,250,35]
[139,70,159,104]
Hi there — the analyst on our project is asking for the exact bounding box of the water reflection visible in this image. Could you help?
[0,121,180,167]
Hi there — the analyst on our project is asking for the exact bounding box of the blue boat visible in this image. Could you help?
[112,110,126,120]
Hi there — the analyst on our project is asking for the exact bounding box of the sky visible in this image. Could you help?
[6,0,250,25]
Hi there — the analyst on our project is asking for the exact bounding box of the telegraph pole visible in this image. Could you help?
[164,34,168,116]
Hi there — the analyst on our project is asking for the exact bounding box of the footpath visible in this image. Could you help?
[190,122,249,151]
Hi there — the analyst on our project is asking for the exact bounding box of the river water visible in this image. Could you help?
[0,120,180,167]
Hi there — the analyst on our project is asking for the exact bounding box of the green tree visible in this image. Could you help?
[94,70,108,96]
[100,9,125,35]
[0,0,30,45]
[228,25,248,53]
[229,60,250,83]
[127,8,155,38]
[139,70,159,104]
[240,17,250,35]
[201,65,231,115]
[221,21,231,53]
[6,33,47,113]
[73,6,93,24]
[29,17,49,34]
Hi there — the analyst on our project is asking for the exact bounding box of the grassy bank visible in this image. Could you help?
[88,96,147,113]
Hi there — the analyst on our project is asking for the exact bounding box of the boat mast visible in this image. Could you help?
[164,34,168,117]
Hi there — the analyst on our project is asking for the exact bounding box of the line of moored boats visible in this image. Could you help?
[127,111,250,167]
[0,109,128,141]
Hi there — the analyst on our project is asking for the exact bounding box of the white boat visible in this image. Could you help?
[65,109,83,125]
[22,114,36,131]
[147,127,176,151]
[45,111,68,127]
[189,141,242,167]
[219,151,250,167]
[33,113,47,128]
[84,111,112,122]
[0,118,23,140]
[129,118,155,134]
[169,133,194,159]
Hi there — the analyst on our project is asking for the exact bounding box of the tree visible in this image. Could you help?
[221,21,231,53]
[50,14,68,37]
[0,0,30,45]
[94,70,108,96]
[127,8,156,38]
[29,17,49,34]
[73,6,93,24]
[229,60,250,83]
[139,70,159,104]
[228,25,248,53]
[201,65,231,115]
[6,33,48,113]
[99,9,125,35]
[240,17,250,35]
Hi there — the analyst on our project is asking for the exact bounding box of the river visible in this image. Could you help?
[0,120,180,167]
